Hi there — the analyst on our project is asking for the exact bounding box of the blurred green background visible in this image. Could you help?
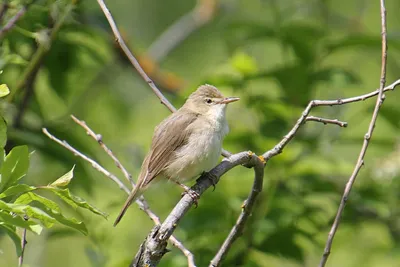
[1,0,400,266]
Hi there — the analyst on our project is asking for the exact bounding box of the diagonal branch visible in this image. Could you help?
[70,115,135,187]
[319,1,389,266]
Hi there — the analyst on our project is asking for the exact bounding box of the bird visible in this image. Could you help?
[113,84,239,226]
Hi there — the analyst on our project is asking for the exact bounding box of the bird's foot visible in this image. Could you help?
[175,182,200,207]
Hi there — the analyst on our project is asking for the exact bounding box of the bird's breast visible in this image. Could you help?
[164,120,227,182]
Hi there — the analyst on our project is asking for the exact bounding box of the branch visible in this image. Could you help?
[209,155,265,267]
[262,79,400,160]
[319,1,388,266]
[132,151,263,266]
[70,115,135,187]
[42,123,196,267]
[18,225,27,267]
[305,116,348,127]
[0,0,38,40]
[94,0,232,158]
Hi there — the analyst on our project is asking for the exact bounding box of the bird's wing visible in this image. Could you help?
[143,110,199,186]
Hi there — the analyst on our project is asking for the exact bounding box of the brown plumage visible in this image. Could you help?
[113,85,239,226]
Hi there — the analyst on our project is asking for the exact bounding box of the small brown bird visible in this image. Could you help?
[114,84,239,226]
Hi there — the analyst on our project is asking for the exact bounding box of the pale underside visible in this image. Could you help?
[138,104,229,191]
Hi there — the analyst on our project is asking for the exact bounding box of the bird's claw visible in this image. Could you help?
[181,188,200,208]
[206,172,218,191]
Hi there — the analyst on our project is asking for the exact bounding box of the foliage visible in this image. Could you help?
[1,0,400,267]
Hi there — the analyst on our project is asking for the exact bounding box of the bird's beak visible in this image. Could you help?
[218,97,240,104]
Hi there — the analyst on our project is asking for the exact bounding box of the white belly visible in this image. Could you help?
[165,130,223,182]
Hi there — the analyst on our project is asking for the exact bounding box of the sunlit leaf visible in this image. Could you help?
[44,187,108,218]
[0,184,36,198]
[50,165,75,187]
[15,192,88,235]
[0,146,29,192]
[0,199,55,228]
[0,84,10,97]
[0,210,42,234]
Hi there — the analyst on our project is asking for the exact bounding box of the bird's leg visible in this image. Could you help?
[172,180,200,207]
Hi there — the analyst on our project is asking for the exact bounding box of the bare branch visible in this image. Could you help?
[95,0,176,113]
[262,79,400,160]
[18,226,27,267]
[319,1,388,266]
[70,115,135,187]
[305,116,348,127]
[42,128,130,194]
[209,155,265,267]
[42,127,196,267]
[133,151,262,266]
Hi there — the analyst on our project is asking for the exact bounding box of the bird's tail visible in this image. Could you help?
[113,184,142,227]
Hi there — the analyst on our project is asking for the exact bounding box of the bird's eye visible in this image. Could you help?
[205,98,212,104]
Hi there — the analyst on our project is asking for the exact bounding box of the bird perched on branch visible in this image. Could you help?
[114,84,239,226]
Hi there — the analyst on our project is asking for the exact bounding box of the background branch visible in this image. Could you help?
[319,1,388,266]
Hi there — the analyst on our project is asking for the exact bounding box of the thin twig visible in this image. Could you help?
[42,127,196,267]
[0,0,38,40]
[262,79,400,160]
[70,115,135,187]
[318,1,388,266]
[95,0,176,113]
[209,156,265,267]
[42,128,130,194]
[305,116,348,127]
[18,227,27,267]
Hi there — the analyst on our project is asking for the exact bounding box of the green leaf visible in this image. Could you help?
[15,192,88,235]
[0,116,6,149]
[0,224,22,256]
[0,84,10,97]
[0,146,30,192]
[0,184,36,198]
[50,165,75,187]
[0,210,42,234]
[44,187,108,218]
[0,199,55,228]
